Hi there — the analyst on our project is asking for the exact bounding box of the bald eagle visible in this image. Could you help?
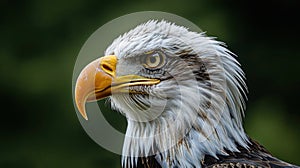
[74,20,299,168]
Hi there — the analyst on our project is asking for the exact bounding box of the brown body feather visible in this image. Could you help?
[132,139,299,168]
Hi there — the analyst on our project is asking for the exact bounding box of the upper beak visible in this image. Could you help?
[74,55,160,120]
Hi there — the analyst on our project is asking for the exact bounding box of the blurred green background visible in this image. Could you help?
[1,0,299,167]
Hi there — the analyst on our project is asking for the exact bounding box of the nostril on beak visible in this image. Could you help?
[102,64,113,74]
[101,63,115,77]
[99,55,117,77]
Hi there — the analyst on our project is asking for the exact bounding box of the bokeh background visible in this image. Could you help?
[1,0,299,167]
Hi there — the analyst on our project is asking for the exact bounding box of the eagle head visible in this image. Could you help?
[75,20,249,167]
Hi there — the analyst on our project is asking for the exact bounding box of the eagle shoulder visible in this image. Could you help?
[202,139,299,168]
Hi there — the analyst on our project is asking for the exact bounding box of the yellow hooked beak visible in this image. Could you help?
[74,55,160,120]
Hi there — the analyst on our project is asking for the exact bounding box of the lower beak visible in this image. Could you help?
[74,55,160,120]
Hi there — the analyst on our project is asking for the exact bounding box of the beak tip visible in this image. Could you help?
[74,90,89,121]
[75,99,89,121]
[81,108,88,120]
[83,114,89,121]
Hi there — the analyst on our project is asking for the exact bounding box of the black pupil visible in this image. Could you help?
[150,56,157,64]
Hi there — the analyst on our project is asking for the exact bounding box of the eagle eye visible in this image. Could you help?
[142,51,166,69]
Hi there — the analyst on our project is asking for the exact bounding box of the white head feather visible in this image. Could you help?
[105,20,249,168]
